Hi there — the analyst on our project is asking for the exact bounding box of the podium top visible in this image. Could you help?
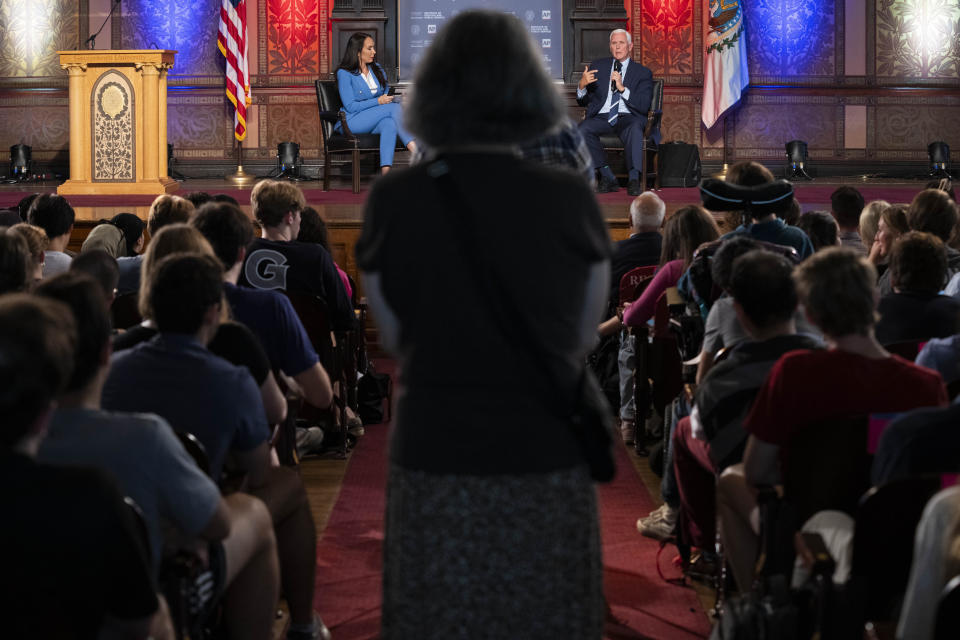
[59,50,177,67]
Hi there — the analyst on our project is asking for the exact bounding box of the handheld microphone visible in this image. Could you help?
[85,0,121,50]
[612,60,622,93]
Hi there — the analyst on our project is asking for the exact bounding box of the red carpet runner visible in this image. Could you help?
[314,422,711,639]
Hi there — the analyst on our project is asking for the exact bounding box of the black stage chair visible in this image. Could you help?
[315,80,404,194]
[597,78,664,191]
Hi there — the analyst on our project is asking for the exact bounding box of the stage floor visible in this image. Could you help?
[0,175,937,224]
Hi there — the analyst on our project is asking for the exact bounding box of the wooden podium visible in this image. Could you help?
[57,50,178,196]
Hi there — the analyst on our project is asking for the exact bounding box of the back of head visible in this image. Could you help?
[729,250,798,329]
[26,193,75,240]
[796,210,839,252]
[139,224,215,318]
[407,10,563,147]
[629,193,665,231]
[712,235,761,290]
[148,253,224,335]
[661,205,720,267]
[859,200,889,247]
[211,193,240,207]
[110,213,146,256]
[881,204,911,236]
[793,247,877,338]
[297,206,329,249]
[185,191,213,208]
[925,178,956,202]
[35,272,112,394]
[70,249,120,301]
[250,179,306,228]
[8,223,48,269]
[908,189,958,242]
[889,231,947,294]
[830,186,865,229]
[192,202,255,270]
[725,161,775,187]
[0,227,31,294]
[783,197,802,226]
[0,294,76,447]
[81,223,126,258]
[17,193,39,222]
[147,194,194,236]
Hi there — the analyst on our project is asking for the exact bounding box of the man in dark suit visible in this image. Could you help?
[577,29,655,196]
[609,191,664,304]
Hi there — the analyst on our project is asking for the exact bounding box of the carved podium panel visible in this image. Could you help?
[57,50,178,195]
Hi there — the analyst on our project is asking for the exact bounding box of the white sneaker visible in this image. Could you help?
[638,503,670,527]
[637,504,677,541]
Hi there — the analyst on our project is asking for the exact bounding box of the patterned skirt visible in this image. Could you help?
[382,463,604,639]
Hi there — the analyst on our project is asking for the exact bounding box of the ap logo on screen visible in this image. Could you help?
[541,39,551,48]
[542,10,551,19]
[427,24,437,34]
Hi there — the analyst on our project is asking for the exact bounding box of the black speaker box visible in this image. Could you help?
[658,141,701,187]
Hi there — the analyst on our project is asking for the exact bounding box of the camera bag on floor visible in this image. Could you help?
[659,141,702,187]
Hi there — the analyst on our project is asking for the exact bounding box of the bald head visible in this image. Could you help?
[629,192,665,232]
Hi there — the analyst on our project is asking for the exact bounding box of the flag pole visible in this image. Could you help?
[227,137,255,186]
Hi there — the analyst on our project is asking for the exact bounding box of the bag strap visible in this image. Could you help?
[427,157,578,417]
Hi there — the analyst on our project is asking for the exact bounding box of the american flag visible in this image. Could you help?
[217,0,251,140]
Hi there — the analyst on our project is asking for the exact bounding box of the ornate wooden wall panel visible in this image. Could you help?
[114,0,222,79]
[167,96,230,156]
[744,0,842,83]
[0,0,83,79]
[873,0,960,84]
[0,96,69,160]
[634,0,701,85]
[871,97,960,161]
[260,102,321,157]
[731,96,842,162]
[259,0,329,82]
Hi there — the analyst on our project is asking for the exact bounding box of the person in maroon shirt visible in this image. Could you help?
[717,247,948,591]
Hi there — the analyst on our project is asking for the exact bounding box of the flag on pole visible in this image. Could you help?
[218,0,251,141]
[702,0,749,129]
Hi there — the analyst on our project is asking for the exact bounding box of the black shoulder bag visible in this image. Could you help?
[428,158,617,482]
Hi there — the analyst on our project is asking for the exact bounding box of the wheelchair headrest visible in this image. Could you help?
[698,178,794,217]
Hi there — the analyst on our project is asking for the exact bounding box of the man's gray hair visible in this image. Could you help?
[406,10,564,147]
[610,28,633,48]
[630,192,665,230]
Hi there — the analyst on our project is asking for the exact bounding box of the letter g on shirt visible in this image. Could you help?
[245,249,290,290]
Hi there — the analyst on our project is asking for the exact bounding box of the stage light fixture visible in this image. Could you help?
[276,142,304,180]
[10,144,31,179]
[785,140,812,180]
[928,141,952,179]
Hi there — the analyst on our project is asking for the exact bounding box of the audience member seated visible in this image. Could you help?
[239,180,355,331]
[102,252,329,640]
[858,199,889,252]
[0,294,159,638]
[186,191,213,208]
[782,197,802,227]
[867,203,910,277]
[297,206,353,301]
[719,161,814,259]
[34,272,281,639]
[0,227,30,294]
[830,186,867,254]
[0,206,20,226]
[191,202,334,446]
[879,189,960,294]
[112,224,287,426]
[598,204,720,338]
[695,236,821,384]
[917,333,960,387]
[70,249,120,306]
[872,399,960,485]
[115,194,197,297]
[8,222,47,286]
[17,193,38,221]
[665,250,822,549]
[607,192,664,444]
[896,485,960,640]
[875,231,960,345]
[610,192,665,303]
[82,221,128,257]
[26,193,75,277]
[796,210,839,252]
[717,248,947,592]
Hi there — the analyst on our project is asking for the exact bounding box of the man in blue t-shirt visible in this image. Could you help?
[103,253,331,640]
[239,180,355,331]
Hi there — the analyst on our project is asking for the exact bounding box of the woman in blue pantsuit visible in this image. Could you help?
[335,33,416,174]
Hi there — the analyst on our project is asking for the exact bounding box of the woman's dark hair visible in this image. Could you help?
[889,231,948,294]
[110,213,146,256]
[407,10,564,146]
[337,32,387,92]
[729,250,798,330]
[660,205,721,268]
[711,236,761,290]
[0,228,30,294]
[297,206,329,251]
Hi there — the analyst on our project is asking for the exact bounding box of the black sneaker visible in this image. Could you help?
[597,176,620,193]
[627,179,642,196]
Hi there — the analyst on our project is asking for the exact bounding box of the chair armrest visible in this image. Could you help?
[644,109,663,139]
[318,110,340,124]
[338,112,357,140]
